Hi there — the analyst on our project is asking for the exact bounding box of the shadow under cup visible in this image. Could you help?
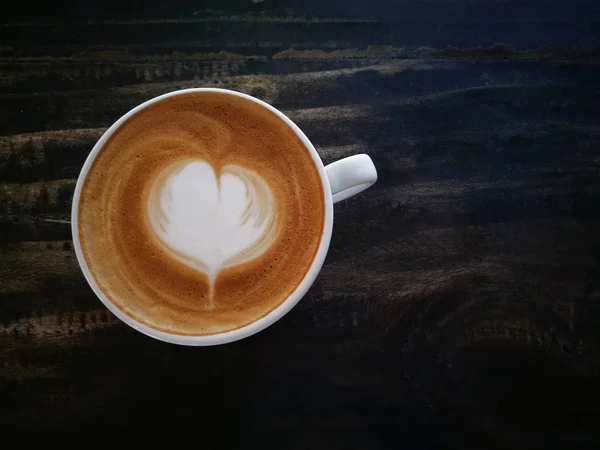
[72,88,335,346]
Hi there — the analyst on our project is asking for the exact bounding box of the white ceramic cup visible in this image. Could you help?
[71,88,377,345]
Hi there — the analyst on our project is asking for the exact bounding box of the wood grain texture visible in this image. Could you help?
[1,0,600,448]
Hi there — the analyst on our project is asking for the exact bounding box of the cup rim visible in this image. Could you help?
[71,87,334,346]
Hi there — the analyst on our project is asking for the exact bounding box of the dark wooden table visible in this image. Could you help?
[1,1,600,448]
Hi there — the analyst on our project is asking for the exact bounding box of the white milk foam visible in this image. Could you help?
[147,159,278,308]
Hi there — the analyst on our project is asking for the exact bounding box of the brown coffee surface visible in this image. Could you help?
[77,91,325,335]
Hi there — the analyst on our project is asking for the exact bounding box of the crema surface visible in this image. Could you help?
[78,91,325,335]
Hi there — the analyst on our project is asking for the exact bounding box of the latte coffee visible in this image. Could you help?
[77,91,325,335]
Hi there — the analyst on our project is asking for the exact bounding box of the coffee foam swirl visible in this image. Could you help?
[77,91,325,336]
[148,159,279,308]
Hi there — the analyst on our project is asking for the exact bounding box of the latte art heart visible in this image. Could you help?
[147,159,278,308]
[78,91,326,335]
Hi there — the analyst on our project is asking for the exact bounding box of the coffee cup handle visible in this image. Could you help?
[325,154,378,204]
